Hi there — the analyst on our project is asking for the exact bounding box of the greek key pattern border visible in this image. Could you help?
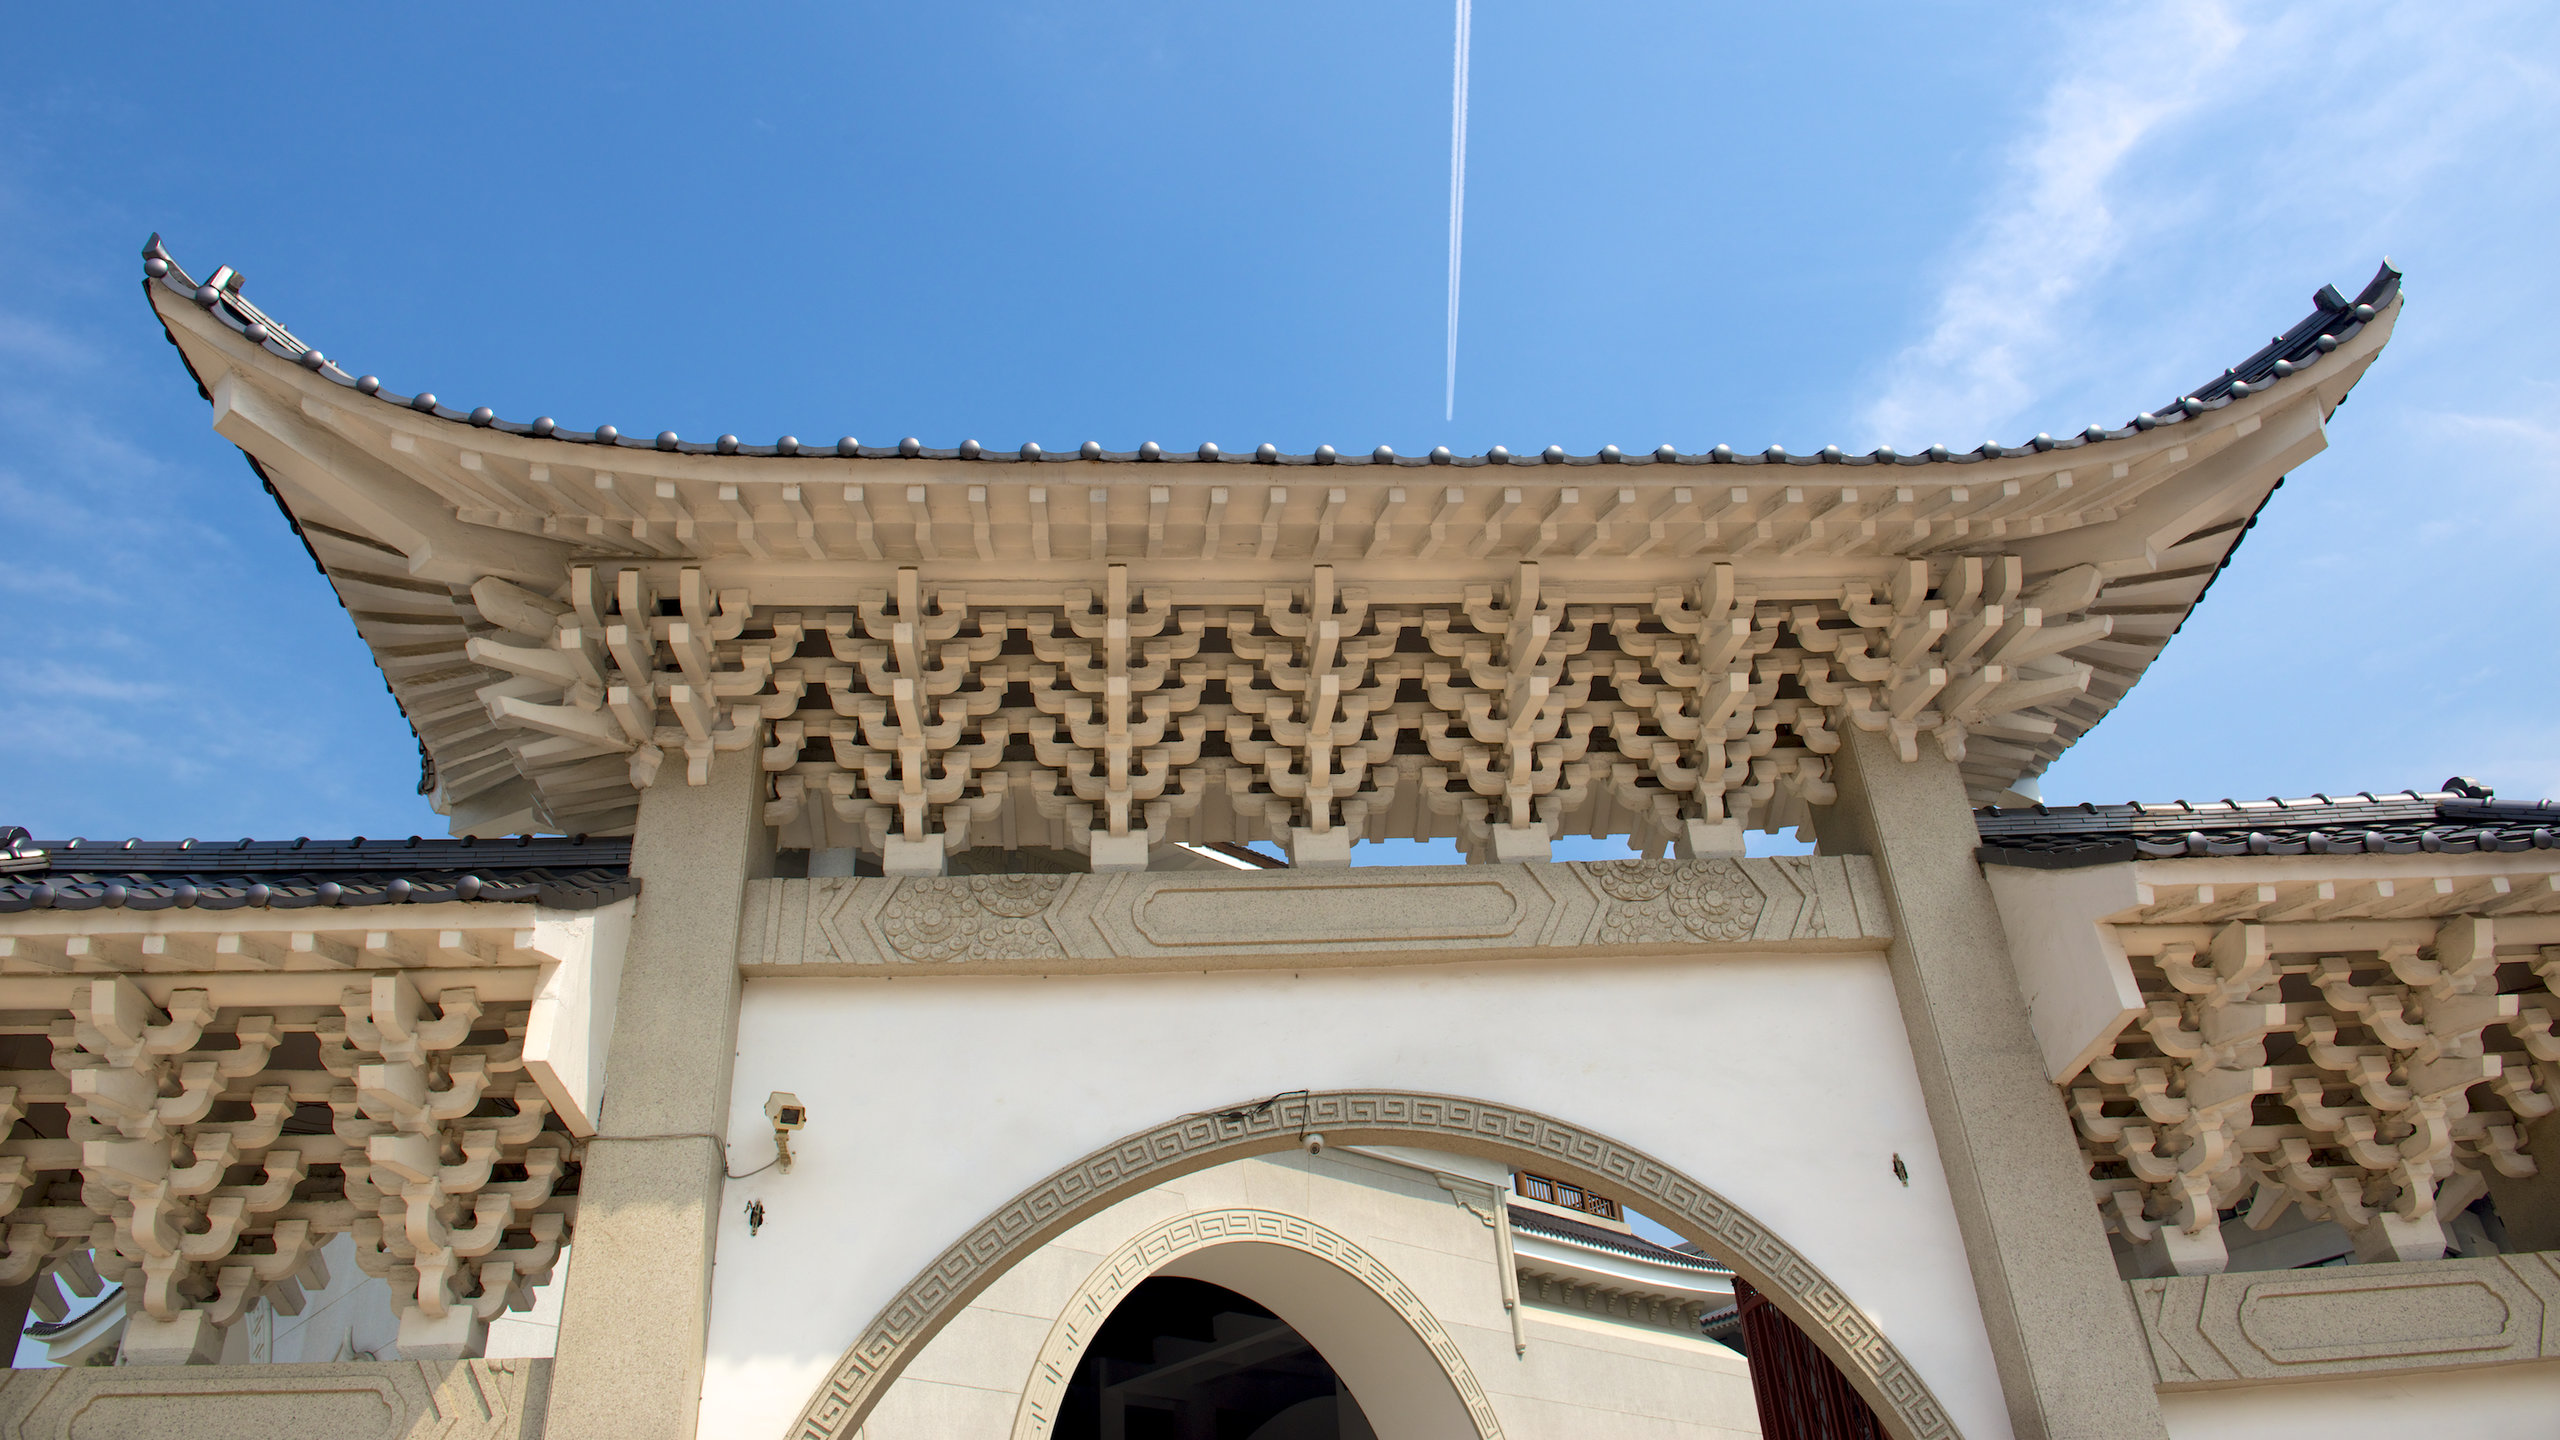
[1008,1207,1503,1440]
[786,1090,1957,1440]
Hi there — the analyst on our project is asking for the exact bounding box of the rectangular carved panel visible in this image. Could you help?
[2130,1253,2560,1387]
[1132,876,1526,948]
[737,856,1890,975]
[0,1357,549,1440]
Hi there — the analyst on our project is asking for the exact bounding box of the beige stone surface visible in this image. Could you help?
[545,747,766,1440]
[2131,1251,2560,1387]
[2155,1359,2560,1440]
[737,855,1889,975]
[1980,862,2146,1082]
[1498,1311,1759,1440]
[1818,727,2167,1440]
[0,1358,549,1440]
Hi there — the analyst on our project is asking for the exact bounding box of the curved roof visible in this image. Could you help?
[141,234,2399,469]
[136,235,2403,841]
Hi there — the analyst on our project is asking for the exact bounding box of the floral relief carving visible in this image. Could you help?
[768,857,1881,972]
[1590,859,1763,945]
[873,876,1069,964]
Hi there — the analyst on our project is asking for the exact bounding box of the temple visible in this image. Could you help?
[0,237,2550,1439]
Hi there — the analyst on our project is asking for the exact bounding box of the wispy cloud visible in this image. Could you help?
[14,660,168,704]
[1862,1,2243,448]
[1862,1,2560,452]
[0,312,97,370]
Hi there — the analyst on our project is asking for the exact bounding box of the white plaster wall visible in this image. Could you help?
[855,1146,1757,1440]
[701,953,2010,1440]
[2158,1361,2560,1439]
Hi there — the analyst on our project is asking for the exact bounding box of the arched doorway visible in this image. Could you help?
[786,1091,1957,1440]
[1015,1208,1500,1440]
[1055,1277,1371,1440]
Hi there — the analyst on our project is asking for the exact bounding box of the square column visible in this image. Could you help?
[1816,729,2167,1440]
[546,747,770,1440]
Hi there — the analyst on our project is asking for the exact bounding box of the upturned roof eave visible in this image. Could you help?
[138,239,2400,829]
[147,272,2398,602]
[140,237,2398,473]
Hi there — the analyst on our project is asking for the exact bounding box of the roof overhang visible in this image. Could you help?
[140,239,2399,852]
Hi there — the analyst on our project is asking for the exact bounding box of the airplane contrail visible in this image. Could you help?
[1445,0,1471,423]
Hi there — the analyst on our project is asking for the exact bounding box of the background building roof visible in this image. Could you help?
[1973,784,2560,868]
[0,827,633,913]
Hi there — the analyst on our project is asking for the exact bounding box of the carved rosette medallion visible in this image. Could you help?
[874,876,1070,963]
[1589,859,1762,945]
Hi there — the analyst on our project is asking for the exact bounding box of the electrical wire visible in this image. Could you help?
[586,1131,781,1181]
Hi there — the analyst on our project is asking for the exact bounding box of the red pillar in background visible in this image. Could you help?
[1734,1279,1889,1440]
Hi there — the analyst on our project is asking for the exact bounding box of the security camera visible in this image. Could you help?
[765,1092,807,1172]
[1302,1132,1325,1156]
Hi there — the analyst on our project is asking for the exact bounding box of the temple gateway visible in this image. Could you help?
[0,239,2551,1440]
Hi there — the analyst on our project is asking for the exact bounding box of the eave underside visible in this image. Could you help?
[142,248,2400,849]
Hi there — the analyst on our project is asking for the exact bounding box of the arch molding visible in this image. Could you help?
[785,1089,1960,1440]
[1011,1207,1502,1440]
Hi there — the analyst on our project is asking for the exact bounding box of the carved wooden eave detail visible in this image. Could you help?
[0,905,613,1357]
[141,241,2400,858]
[1987,841,2560,1274]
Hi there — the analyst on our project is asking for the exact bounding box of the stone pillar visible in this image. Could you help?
[546,747,769,1440]
[1816,729,2167,1440]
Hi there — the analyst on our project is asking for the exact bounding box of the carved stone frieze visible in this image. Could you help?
[740,856,1890,975]
[870,877,1070,965]
[1586,858,1765,945]
[2130,1252,2560,1387]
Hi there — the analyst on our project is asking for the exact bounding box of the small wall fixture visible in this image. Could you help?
[766,1091,808,1173]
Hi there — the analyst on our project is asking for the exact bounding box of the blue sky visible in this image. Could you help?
[2,2,2555,843]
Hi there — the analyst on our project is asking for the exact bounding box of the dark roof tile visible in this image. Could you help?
[1974,789,2560,868]
[0,828,634,913]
